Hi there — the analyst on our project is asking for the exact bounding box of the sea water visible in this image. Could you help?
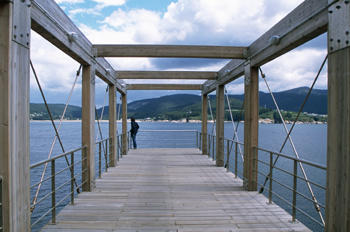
[30,121,327,231]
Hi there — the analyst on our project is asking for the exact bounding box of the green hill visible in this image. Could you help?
[30,87,328,123]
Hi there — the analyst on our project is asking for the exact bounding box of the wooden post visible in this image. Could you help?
[82,64,96,191]
[326,1,350,230]
[0,1,31,231]
[122,93,128,156]
[109,85,117,166]
[216,85,225,167]
[243,61,259,191]
[202,94,208,155]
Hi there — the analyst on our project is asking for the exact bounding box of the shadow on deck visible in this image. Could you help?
[40,148,310,231]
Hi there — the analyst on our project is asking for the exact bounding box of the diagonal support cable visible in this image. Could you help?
[30,62,82,213]
[224,87,244,161]
[257,57,327,225]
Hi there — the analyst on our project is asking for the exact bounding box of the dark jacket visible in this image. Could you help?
[130,121,139,135]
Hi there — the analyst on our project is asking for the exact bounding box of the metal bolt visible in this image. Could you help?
[336,5,341,9]
[20,34,23,37]
[345,0,349,4]
[21,0,25,2]
[28,3,31,7]
[27,42,30,46]
[330,47,333,50]
[329,10,333,13]
[14,25,17,29]
[346,31,349,35]
[337,39,341,43]
[27,33,30,37]
[346,40,349,45]
[330,38,333,42]
[14,35,17,38]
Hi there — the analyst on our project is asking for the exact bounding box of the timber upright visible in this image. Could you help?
[0,0,31,231]
[325,0,350,231]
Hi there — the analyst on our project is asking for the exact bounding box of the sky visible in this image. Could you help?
[30,0,328,107]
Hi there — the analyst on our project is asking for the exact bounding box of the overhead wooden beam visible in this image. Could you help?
[93,45,248,59]
[204,0,328,94]
[30,0,125,91]
[95,58,126,94]
[117,71,217,80]
[127,84,202,90]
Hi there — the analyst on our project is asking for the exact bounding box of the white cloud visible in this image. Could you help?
[31,0,327,104]
[55,0,84,4]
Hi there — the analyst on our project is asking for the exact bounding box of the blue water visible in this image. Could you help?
[30,121,327,231]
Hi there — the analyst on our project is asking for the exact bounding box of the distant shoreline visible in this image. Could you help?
[30,119,327,124]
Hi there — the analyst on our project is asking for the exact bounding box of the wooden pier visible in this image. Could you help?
[40,149,310,231]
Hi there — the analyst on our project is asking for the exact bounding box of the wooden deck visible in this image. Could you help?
[40,149,310,231]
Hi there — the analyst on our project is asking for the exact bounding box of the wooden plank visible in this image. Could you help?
[0,1,31,231]
[216,85,225,167]
[93,44,248,59]
[127,84,202,90]
[40,149,311,231]
[117,71,217,80]
[243,65,259,191]
[82,65,96,191]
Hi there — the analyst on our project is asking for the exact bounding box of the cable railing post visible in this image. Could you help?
[253,147,257,187]
[51,159,56,225]
[226,140,230,172]
[208,135,211,158]
[71,152,75,205]
[269,152,273,204]
[292,159,297,222]
[99,142,102,179]
[196,131,198,149]
[235,142,238,178]
[212,136,215,161]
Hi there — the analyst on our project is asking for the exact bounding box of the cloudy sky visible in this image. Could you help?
[30,0,328,107]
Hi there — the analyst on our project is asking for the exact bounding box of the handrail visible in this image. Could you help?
[30,146,87,169]
[253,145,326,229]
[131,130,200,149]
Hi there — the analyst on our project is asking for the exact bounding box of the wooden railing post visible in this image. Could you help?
[201,94,208,155]
[82,64,96,191]
[0,1,31,230]
[243,61,259,191]
[216,85,225,167]
[109,84,117,166]
[326,1,350,230]
[122,93,128,156]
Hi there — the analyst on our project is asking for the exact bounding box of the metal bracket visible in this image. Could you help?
[328,0,350,53]
[244,60,251,86]
[12,0,31,48]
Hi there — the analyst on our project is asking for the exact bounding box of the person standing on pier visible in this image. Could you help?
[130,117,139,149]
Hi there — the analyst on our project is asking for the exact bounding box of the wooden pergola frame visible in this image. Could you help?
[1,0,349,231]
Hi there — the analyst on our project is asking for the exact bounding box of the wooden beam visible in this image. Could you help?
[95,58,126,94]
[215,85,225,167]
[109,84,117,167]
[82,65,96,192]
[93,45,248,59]
[30,0,124,89]
[117,71,217,80]
[127,84,202,90]
[243,63,259,191]
[326,1,350,230]
[205,0,328,94]
[0,1,31,230]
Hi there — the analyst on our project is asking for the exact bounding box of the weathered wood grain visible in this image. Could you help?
[93,45,247,59]
[117,71,217,80]
[127,84,202,90]
[40,149,310,231]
